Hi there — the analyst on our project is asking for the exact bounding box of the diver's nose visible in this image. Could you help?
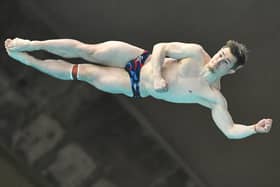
[213,60,223,69]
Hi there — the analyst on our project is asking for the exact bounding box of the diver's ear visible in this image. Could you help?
[235,65,244,71]
[228,65,243,74]
[227,69,236,74]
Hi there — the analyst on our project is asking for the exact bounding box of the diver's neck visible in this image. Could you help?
[200,67,222,86]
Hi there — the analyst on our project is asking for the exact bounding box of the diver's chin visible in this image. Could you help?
[207,66,215,73]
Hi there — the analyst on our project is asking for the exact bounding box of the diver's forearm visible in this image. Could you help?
[151,43,166,78]
[226,124,256,139]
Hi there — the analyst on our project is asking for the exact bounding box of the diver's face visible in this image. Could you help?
[208,47,238,75]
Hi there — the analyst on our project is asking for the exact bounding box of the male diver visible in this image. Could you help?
[4,38,272,139]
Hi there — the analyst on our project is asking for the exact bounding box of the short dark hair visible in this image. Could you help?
[223,40,248,70]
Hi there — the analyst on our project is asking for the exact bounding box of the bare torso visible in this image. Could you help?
[140,52,219,106]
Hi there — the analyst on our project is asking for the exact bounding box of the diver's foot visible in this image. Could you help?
[4,38,31,52]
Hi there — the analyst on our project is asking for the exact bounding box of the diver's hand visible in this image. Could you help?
[254,118,273,134]
[154,77,168,92]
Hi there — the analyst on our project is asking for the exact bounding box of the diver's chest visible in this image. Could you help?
[153,77,211,103]
[169,77,206,96]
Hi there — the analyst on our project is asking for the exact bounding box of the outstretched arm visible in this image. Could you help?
[150,42,203,92]
[210,92,272,139]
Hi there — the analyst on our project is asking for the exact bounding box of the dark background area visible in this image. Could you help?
[1,0,280,187]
